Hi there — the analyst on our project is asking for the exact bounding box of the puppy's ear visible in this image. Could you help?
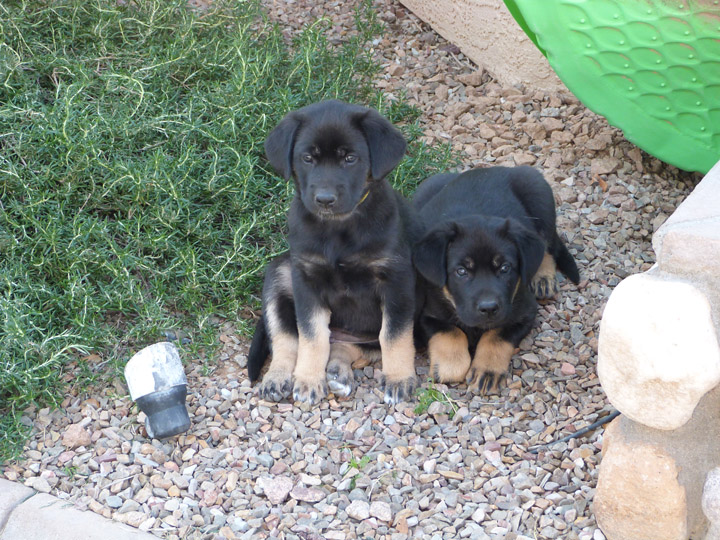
[413,222,457,287]
[357,109,407,180]
[502,219,546,285]
[264,112,303,180]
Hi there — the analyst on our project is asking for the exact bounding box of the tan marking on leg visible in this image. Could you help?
[530,252,559,299]
[294,308,331,380]
[293,308,331,403]
[263,298,298,373]
[257,298,298,401]
[428,327,471,383]
[261,257,297,379]
[380,324,415,382]
[379,319,416,404]
[265,331,298,373]
[359,347,382,363]
[467,329,515,394]
[535,253,557,281]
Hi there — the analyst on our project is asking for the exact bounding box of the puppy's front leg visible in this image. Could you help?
[428,326,471,383]
[257,259,297,402]
[466,329,515,394]
[293,305,331,404]
[258,298,297,402]
[379,319,416,404]
[379,278,417,404]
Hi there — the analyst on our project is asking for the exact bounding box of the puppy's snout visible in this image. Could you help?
[476,299,499,317]
[314,191,337,208]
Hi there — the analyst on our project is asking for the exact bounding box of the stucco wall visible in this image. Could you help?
[399,0,566,93]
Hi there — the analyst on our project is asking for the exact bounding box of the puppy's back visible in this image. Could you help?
[412,172,460,212]
[416,167,545,230]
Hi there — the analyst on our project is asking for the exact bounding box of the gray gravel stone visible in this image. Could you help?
[4,3,701,540]
[348,488,367,501]
[347,500,370,520]
[105,495,122,509]
[259,476,293,505]
[370,500,393,522]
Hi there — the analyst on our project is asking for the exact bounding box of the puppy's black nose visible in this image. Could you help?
[476,300,499,317]
[315,192,337,208]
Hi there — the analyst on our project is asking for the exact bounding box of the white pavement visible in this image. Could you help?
[0,479,156,540]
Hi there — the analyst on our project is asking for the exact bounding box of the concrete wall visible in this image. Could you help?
[399,0,566,92]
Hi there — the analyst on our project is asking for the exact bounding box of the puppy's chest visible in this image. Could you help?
[297,253,394,292]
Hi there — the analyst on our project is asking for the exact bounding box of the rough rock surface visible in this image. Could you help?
[703,468,720,540]
[594,418,688,540]
[654,161,720,281]
[62,424,93,450]
[598,272,720,430]
[595,387,720,540]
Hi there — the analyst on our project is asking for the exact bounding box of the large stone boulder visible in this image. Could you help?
[594,418,688,540]
[598,272,720,430]
[595,386,720,540]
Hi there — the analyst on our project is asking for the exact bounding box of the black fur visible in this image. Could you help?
[248,100,420,404]
[247,315,269,383]
[412,166,579,392]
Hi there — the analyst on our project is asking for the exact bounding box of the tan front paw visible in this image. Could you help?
[466,329,514,395]
[466,366,506,394]
[292,377,328,405]
[530,253,558,300]
[257,370,294,402]
[378,325,416,404]
[380,374,417,405]
[530,274,559,299]
[428,328,471,384]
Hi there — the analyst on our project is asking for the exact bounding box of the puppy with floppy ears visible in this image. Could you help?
[247,100,420,405]
[412,166,579,393]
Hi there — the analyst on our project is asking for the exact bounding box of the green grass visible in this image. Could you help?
[347,454,371,490]
[414,380,460,419]
[0,0,457,461]
[349,454,371,470]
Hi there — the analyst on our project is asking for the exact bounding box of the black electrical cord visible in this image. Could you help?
[528,409,621,454]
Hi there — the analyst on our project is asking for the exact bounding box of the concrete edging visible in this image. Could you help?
[0,479,157,540]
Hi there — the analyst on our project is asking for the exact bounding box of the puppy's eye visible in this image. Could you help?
[455,267,468,277]
[344,154,357,164]
[301,154,314,164]
[499,263,511,274]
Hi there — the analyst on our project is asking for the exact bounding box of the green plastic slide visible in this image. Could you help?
[505,0,720,173]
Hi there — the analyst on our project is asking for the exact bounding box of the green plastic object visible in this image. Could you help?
[505,0,720,174]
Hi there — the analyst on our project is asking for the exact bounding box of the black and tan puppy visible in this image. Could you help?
[247,100,419,405]
[412,166,579,393]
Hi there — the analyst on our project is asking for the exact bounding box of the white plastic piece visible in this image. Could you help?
[124,342,187,400]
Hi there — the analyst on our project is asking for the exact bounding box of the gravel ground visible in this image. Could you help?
[2,1,703,539]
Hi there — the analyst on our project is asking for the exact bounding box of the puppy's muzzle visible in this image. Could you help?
[476,299,499,318]
[459,296,502,327]
[314,190,337,209]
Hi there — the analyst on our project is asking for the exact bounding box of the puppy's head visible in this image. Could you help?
[264,100,406,220]
[414,216,545,328]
